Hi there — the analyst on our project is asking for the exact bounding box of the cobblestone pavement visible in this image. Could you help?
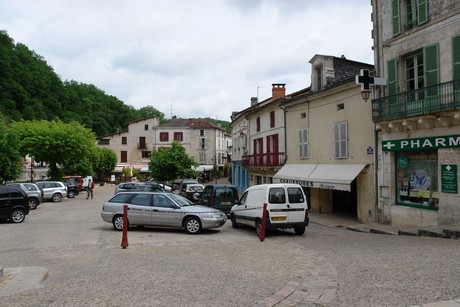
[0,183,459,306]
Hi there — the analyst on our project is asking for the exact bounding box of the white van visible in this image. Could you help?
[230,183,309,235]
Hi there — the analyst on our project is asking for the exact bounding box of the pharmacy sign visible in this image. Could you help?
[382,135,460,151]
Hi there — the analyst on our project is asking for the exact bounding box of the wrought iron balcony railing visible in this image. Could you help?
[242,152,285,168]
[372,79,460,122]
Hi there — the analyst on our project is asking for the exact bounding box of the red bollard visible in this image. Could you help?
[121,204,129,249]
[259,203,267,241]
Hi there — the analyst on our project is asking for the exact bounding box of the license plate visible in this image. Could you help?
[271,216,286,221]
[221,201,231,205]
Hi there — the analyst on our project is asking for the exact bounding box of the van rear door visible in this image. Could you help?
[286,186,307,223]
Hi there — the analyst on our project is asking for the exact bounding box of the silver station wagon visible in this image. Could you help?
[101,191,227,234]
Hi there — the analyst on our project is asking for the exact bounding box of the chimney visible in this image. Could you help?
[272,83,286,99]
[250,97,258,106]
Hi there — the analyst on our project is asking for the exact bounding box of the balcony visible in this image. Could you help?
[372,79,460,123]
[242,152,285,168]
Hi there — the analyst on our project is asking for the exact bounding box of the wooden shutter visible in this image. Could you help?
[387,58,398,95]
[424,44,439,87]
[392,0,401,36]
[453,36,460,80]
[417,0,428,25]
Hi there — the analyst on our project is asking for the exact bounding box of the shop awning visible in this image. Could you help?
[273,164,367,191]
[115,164,129,173]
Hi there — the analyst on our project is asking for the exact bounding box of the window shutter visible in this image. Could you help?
[417,0,428,25]
[424,44,439,87]
[387,58,398,95]
[392,0,401,36]
[453,36,460,80]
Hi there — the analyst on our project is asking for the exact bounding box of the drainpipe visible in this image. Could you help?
[279,102,288,163]
[373,0,381,223]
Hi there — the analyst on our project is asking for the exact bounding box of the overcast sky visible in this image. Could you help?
[0,0,373,121]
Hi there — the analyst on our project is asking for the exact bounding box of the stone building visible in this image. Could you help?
[371,0,460,226]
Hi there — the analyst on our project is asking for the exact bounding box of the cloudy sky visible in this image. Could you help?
[0,0,373,121]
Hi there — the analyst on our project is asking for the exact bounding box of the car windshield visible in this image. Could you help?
[168,193,193,207]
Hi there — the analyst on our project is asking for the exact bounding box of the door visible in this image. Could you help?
[286,186,307,223]
[151,194,181,227]
[127,193,153,225]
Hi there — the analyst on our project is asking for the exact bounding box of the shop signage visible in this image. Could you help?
[398,155,409,168]
[278,178,350,191]
[441,164,458,194]
[382,135,460,151]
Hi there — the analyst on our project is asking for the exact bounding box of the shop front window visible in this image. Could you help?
[396,151,438,209]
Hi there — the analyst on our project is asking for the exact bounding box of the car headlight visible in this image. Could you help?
[210,213,224,219]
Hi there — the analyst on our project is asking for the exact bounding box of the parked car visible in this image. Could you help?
[230,183,309,236]
[114,182,165,194]
[35,181,67,202]
[180,183,205,202]
[177,178,198,193]
[64,181,80,198]
[101,191,227,234]
[198,184,239,214]
[7,182,43,210]
[63,175,83,191]
[0,185,30,223]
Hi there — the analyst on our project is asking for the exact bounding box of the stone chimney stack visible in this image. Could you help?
[272,83,286,99]
[250,97,258,106]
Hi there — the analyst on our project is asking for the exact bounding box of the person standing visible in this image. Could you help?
[86,179,94,199]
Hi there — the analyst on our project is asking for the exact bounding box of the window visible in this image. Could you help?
[405,51,424,91]
[334,122,348,159]
[122,137,127,145]
[299,128,308,159]
[98,139,110,145]
[131,194,152,207]
[121,151,127,163]
[200,129,204,136]
[270,111,275,128]
[256,117,260,132]
[138,136,146,149]
[199,152,206,164]
[153,194,172,208]
[174,132,183,141]
[160,132,169,142]
[392,0,428,36]
[142,151,151,158]
[337,103,344,111]
[269,188,285,204]
[144,124,148,131]
[199,138,205,150]
[316,66,322,90]
[396,151,438,209]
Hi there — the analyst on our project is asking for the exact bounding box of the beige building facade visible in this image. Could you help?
[274,55,375,223]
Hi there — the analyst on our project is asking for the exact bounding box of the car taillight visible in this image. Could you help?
[305,209,309,219]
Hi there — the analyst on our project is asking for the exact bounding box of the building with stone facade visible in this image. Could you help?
[96,117,231,179]
[371,0,460,226]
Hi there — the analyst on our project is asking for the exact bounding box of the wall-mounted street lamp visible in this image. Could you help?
[361,90,371,102]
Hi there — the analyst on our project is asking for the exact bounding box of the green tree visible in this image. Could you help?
[93,147,117,181]
[148,141,198,182]
[137,106,164,122]
[10,120,97,180]
[0,122,23,183]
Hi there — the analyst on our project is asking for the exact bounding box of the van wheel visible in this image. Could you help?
[294,227,305,235]
[230,214,239,228]
[255,219,261,236]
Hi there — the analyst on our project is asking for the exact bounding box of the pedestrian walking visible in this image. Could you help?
[86,179,94,199]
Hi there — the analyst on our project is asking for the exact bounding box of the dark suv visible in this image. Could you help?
[0,185,30,223]
[198,184,239,214]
